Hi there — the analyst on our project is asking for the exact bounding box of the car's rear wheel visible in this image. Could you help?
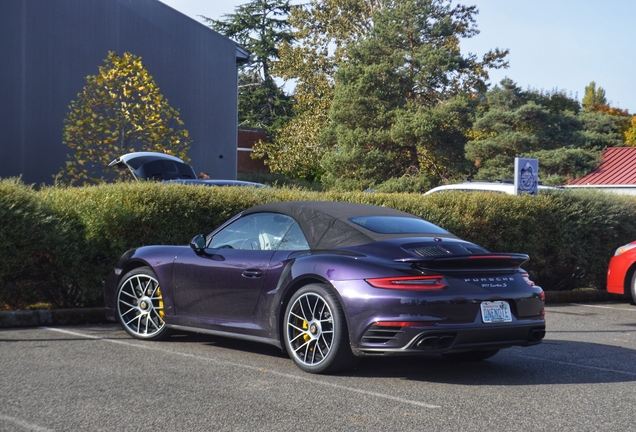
[116,267,169,340]
[442,349,500,361]
[284,284,357,374]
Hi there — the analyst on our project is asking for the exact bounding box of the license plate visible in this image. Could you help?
[481,301,512,323]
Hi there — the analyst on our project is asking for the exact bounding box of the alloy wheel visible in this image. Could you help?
[286,292,335,367]
[117,271,166,339]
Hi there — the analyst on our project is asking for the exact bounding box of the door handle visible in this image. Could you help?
[242,269,263,278]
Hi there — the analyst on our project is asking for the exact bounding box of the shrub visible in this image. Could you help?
[2,179,636,308]
[0,178,87,308]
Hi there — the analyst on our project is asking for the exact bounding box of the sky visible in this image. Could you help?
[159,0,636,113]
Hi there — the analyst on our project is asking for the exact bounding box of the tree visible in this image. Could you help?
[582,81,607,110]
[252,81,332,180]
[236,72,294,135]
[203,0,294,135]
[320,0,508,190]
[252,0,383,180]
[625,116,636,146]
[523,147,601,185]
[204,0,293,81]
[465,79,624,183]
[580,81,633,148]
[58,52,191,185]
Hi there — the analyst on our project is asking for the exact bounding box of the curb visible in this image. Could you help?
[0,307,108,328]
[0,290,627,329]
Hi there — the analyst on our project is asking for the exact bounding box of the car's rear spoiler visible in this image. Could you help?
[395,253,529,271]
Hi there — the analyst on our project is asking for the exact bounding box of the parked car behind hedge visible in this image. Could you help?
[109,152,268,188]
[424,180,562,195]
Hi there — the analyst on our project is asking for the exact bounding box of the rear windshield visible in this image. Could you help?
[137,160,196,180]
[348,216,449,235]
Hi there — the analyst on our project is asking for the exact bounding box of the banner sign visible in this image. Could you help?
[514,158,539,196]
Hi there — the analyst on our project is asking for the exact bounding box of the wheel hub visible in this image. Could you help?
[308,320,321,338]
[138,296,152,312]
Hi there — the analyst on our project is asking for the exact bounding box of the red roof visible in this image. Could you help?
[569,147,636,185]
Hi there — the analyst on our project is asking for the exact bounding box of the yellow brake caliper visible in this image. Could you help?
[302,320,310,343]
[302,319,315,353]
[156,286,165,319]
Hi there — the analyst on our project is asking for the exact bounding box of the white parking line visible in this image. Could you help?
[43,327,441,409]
[0,413,54,432]
[569,303,636,312]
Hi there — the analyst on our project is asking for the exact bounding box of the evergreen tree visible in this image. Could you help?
[466,79,624,184]
[58,52,191,185]
[320,0,507,190]
[204,0,294,135]
[204,0,293,81]
[580,81,631,140]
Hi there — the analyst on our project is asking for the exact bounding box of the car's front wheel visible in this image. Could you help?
[629,272,636,305]
[116,267,169,340]
[284,284,357,374]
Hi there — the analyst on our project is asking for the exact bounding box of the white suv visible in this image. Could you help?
[424,181,560,195]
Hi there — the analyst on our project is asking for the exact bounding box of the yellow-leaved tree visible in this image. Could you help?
[57,51,191,185]
[625,116,636,146]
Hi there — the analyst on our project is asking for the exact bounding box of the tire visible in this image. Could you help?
[629,272,636,305]
[442,349,500,362]
[116,267,169,340]
[283,284,357,374]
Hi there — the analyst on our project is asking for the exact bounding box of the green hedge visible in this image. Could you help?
[2,178,635,308]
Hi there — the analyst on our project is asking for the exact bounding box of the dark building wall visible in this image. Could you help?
[0,0,239,185]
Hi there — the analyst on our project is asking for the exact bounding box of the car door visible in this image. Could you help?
[171,212,296,321]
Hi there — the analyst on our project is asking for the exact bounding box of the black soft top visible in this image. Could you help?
[242,201,453,249]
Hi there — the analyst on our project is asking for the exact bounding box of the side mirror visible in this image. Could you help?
[190,234,207,253]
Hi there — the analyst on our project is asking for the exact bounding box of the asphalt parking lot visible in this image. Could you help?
[1,301,635,431]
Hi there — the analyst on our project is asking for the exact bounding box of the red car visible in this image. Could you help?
[607,241,636,303]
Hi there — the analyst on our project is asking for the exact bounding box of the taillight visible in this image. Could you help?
[373,321,436,327]
[365,275,446,290]
[469,255,512,259]
[521,272,535,286]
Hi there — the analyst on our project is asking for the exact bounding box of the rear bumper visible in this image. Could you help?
[352,321,546,356]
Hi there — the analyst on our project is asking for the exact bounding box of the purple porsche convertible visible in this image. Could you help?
[103,201,545,374]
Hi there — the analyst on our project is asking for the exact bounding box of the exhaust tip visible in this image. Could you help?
[529,328,546,342]
[438,335,454,348]
[416,336,440,348]
[415,334,456,349]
